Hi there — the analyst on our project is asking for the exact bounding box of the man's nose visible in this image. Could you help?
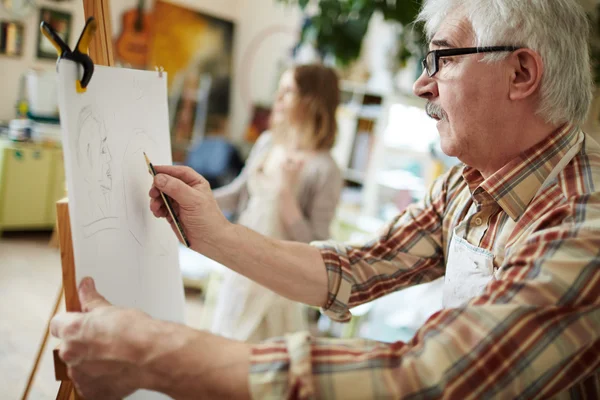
[413,69,439,100]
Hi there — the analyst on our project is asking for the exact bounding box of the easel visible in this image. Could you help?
[21,1,115,399]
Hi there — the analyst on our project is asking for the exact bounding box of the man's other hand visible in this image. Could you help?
[50,277,155,399]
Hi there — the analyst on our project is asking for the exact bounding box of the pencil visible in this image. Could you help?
[144,152,191,248]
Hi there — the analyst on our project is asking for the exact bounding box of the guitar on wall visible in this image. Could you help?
[115,0,152,69]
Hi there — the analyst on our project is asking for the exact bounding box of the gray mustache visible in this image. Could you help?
[426,102,447,121]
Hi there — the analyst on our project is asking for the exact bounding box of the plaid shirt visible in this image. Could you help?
[249,124,600,399]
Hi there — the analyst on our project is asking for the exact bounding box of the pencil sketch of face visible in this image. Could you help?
[76,106,113,218]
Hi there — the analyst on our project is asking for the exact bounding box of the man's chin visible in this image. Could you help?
[438,136,459,158]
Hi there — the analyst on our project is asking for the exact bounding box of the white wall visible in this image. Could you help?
[0,0,85,121]
[0,0,302,142]
[231,0,302,142]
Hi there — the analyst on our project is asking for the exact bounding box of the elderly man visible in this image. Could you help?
[51,0,600,398]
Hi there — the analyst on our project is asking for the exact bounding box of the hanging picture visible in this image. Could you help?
[0,21,25,57]
[148,0,235,161]
[37,8,72,60]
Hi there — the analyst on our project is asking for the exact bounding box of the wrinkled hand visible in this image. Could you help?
[149,165,231,251]
[50,278,155,399]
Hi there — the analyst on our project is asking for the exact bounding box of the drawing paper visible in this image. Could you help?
[57,59,185,400]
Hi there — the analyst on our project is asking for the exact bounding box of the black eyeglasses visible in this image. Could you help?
[422,46,522,77]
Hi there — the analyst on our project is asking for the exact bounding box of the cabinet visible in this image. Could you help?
[0,140,65,234]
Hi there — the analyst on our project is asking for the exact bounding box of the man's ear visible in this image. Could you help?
[508,48,544,101]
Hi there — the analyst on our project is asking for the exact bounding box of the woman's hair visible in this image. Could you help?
[272,63,340,151]
[417,0,592,125]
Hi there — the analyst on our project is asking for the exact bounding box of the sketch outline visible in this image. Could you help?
[76,105,119,238]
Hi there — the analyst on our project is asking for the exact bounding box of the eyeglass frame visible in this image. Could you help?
[422,46,522,77]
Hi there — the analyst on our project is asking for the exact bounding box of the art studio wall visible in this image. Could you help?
[0,0,301,145]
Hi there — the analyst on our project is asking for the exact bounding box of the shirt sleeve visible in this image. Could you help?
[314,168,453,322]
[248,194,600,399]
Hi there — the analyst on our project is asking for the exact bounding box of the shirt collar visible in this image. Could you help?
[461,124,581,221]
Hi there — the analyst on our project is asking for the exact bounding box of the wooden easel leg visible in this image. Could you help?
[57,380,78,400]
[83,0,115,67]
[53,200,80,387]
[52,0,115,397]
[49,226,60,248]
[51,201,87,400]
[21,284,63,400]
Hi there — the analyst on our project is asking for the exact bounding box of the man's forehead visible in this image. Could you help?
[430,14,474,49]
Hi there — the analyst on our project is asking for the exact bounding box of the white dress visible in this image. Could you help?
[209,145,309,342]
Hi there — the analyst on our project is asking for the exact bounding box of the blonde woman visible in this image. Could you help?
[207,64,342,342]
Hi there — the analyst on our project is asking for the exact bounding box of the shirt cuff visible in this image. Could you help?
[249,332,315,399]
[311,240,354,323]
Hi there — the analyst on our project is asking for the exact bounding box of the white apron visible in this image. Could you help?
[210,147,308,342]
[442,132,584,308]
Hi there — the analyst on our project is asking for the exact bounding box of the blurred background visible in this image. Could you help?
[1,0,599,398]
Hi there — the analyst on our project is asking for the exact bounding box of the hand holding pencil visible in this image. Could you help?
[144,153,190,247]
[147,162,231,251]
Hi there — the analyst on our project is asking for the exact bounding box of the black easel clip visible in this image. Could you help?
[40,17,97,93]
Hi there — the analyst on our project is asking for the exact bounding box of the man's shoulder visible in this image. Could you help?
[542,132,600,229]
[581,132,600,174]
[558,133,600,199]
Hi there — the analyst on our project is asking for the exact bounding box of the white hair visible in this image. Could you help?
[417,0,593,125]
